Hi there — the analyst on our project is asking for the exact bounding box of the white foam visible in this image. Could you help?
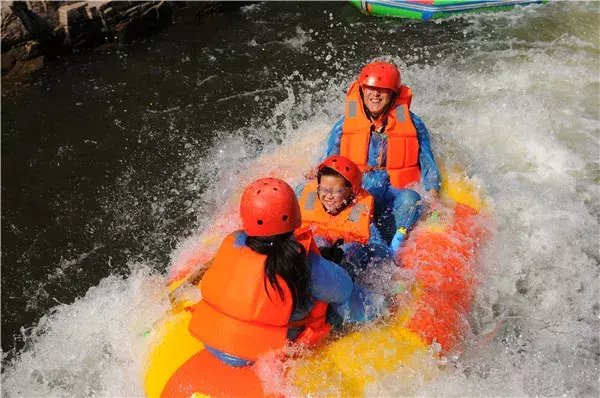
[2,2,598,397]
[2,265,169,397]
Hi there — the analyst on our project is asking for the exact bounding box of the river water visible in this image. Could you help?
[1,1,598,396]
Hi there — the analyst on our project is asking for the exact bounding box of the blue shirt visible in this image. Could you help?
[206,233,378,366]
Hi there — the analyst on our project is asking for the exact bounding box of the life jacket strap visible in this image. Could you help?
[290,301,331,347]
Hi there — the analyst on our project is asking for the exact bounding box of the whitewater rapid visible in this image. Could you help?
[2,2,598,397]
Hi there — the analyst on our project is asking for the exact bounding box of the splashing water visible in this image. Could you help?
[2,2,598,397]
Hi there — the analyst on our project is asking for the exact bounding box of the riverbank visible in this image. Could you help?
[1,1,248,79]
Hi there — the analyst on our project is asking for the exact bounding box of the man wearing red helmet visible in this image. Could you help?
[323,61,441,250]
[297,155,391,279]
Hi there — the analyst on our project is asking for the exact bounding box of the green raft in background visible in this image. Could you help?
[349,0,547,20]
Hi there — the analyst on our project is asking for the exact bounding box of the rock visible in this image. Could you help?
[1,1,252,77]
[8,40,40,60]
[113,1,173,43]
[9,1,53,41]
[1,3,31,48]
[1,49,17,73]
[1,1,62,75]
[1,39,44,75]
[58,2,86,28]
[58,1,103,49]
[156,1,173,25]
[121,2,154,20]
[22,39,42,59]
[5,51,44,77]
[25,1,62,28]
[101,1,134,13]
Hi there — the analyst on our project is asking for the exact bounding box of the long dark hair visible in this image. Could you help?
[245,232,310,311]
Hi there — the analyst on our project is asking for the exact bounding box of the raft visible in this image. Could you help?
[349,0,546,20]
[144,166,491,398]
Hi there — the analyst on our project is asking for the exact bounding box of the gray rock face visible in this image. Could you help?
[1,0,201,76]
[1,1,57,74]
[2,3,30,49]
[58,2,104,48]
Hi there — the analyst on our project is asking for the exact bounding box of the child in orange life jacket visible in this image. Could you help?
[322,61,442,252]
[189,178,382,368]
[297,155,393,280]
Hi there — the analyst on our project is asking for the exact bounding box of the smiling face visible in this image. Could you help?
[362,85,394,118]
[317,175,352,214]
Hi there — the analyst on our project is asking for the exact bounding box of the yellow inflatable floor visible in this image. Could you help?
[145,167,490,397]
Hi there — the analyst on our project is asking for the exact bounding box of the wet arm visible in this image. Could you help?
[366,222,394,258]
[308,252,378,322]
[321,116,344,161]
[411,112,441,192]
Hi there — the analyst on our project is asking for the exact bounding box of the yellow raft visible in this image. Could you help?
[145,166,491,397]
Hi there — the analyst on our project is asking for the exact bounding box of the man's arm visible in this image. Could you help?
[321,116,345,162]
[410,111,441,193]
[368,223,393,257]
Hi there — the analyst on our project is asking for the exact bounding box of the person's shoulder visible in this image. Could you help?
[330,116,344,130]
[409,110,423,122]
[410,111,430,133]
[230,230,247,247]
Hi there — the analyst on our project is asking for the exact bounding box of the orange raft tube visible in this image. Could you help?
[144,167,492,397]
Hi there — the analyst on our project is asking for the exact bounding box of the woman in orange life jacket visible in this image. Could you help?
[297,155,393,280]
[322,61,442,253]
[189,177,382,368]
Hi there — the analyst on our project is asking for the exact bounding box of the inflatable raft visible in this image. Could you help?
[350,0,545,20]
[144,166,491,398]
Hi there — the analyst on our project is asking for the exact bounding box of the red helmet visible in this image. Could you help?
[358,61,401,92]
[318,155,362,195]
[240,178,301,237]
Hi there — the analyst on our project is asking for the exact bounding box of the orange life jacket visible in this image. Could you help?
[341,81,421,189]
[189,228,329,361]
[298,181,374,245]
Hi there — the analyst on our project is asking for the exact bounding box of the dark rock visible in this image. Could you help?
[25,1,62,30]
[85,4,101,21]
[114,1,173,43]
[1,40,44,76]
[22,39,42,59]
[10,1,53,42]
[58,2,104,49]
[58,2,87,28]
[121,2,154,20]
[156,1,174,26]
[1,49,17,73]
[1,1,57,50]
[101,1,134,13]
[6,52,44,76]
[1,1,65,75]
[1,3,31,48]
[8,40,39,60]
[1,1,251,77]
